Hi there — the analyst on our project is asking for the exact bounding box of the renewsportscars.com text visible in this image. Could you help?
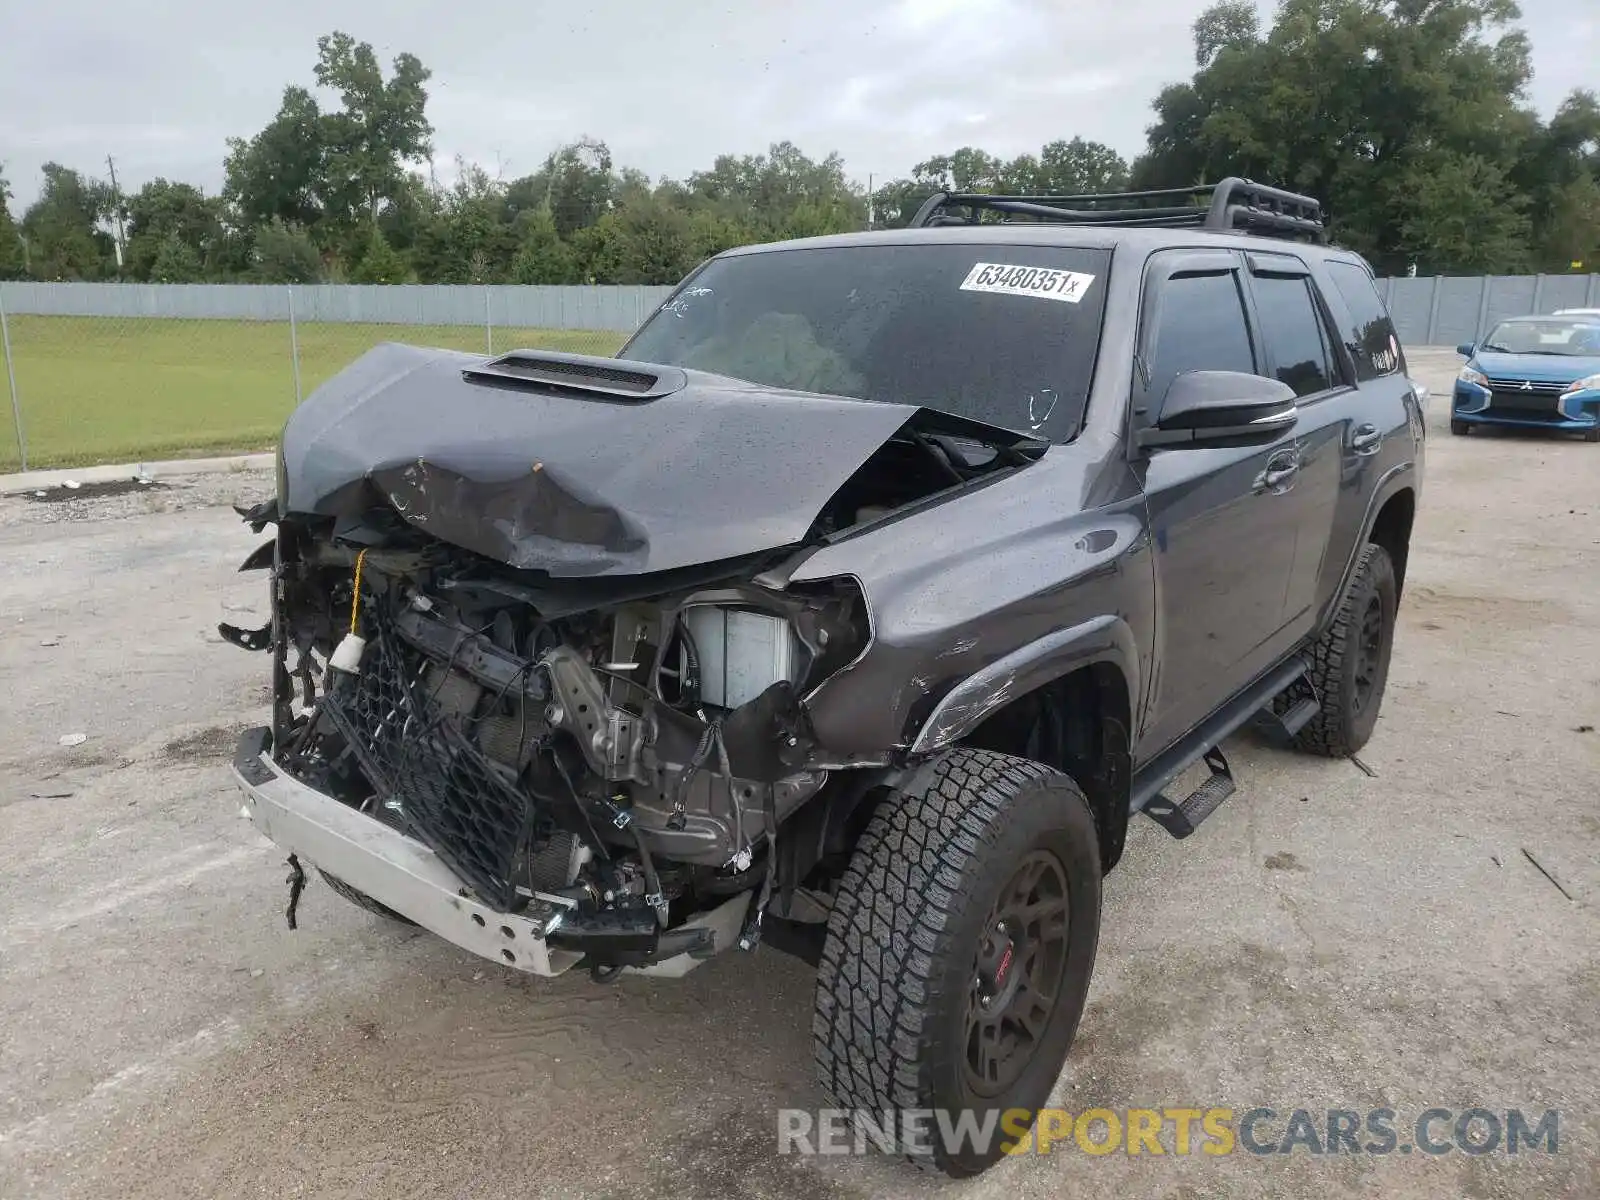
[776,1106,1561,1159]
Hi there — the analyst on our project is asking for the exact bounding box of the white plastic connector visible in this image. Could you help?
[328,632,367,674]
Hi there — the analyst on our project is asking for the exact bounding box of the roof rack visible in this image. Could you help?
[907,177,1326,242]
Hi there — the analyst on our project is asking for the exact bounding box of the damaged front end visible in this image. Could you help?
[225,342,1044,976]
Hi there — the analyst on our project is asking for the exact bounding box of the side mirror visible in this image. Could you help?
[1457,342,1475,357]
[1137,371,1298,450]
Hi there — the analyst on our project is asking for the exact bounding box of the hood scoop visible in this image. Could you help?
[462,350,686,401]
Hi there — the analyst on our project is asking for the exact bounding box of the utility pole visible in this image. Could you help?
[867,173,874,231]
[105,154,128,273]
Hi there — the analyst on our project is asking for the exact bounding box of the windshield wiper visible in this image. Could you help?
[1479,343,1511,352]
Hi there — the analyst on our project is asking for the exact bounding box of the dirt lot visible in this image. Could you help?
[1,348,1596,1199]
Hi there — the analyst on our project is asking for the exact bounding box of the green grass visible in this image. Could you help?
[0,317,628,471]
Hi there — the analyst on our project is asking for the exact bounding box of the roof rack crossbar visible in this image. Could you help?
[908,176,1326,243]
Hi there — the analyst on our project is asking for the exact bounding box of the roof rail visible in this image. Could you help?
[907,177,1326,242]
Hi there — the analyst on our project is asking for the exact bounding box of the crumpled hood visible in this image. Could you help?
[278,341,959,577]
[1469,351,1600,384]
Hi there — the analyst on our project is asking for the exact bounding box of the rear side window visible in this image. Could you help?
[1326,260,1402,380]
[1251,274,1336,396]
[1147,271,1256,407]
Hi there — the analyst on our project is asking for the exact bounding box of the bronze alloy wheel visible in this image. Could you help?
[963,850,1071,1098]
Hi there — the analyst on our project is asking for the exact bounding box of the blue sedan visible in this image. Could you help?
[1452,315,1600,442]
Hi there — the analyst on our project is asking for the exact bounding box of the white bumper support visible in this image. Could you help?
[231,742,746,978]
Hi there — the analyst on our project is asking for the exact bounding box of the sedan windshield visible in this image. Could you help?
[1480,318,1600,356]
[622,242,1113,442]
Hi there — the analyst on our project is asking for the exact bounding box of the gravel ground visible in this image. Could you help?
[1,348,1596,1199]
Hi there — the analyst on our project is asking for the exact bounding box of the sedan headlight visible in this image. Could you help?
[1458,367,1488,388]
[1560,373,1600,397]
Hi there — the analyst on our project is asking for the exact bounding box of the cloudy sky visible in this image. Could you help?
[2,0,1594,208]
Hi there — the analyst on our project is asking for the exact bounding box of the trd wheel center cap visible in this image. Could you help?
[976,921,1024,1013]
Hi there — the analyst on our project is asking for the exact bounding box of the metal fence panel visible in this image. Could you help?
[1376,273,1600,344]
[1386,277,1438,346]
[1431,277,1484,349]
[1482,276,1539,335]
[1539,274,1594,313]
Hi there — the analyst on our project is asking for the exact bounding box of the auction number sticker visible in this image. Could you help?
[959,262,1096,303]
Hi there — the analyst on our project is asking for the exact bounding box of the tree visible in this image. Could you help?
[1029,139,1130,193]
[350,225,410,283]
[123,179,224,281]
[573,196,697,285]
[1133,0,1541,273]
[1389,151,1532,273]
[1537,174,1600,271]
[149,233,204,283]
[869,138,1127,228]
[224,32,432,263]
[21,163,114,280]
[1515,90,1600,268]
[509,206,576,284]
[252,219,322,282]
[0,169,24,279]
[313,31,433,242]
[411,160,518,283]
[689,141,866,237]
[539,138,617,238]
[908,147,1006,193]
[223,86,326,232]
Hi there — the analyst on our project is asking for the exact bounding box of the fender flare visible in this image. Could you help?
[1322,461,1417,628]
[908,614,1140,755]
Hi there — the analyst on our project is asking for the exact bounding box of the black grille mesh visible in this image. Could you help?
[320,619,536,912]
[1488,390,1563,420]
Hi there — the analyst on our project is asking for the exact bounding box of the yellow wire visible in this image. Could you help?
[349,549,367,635]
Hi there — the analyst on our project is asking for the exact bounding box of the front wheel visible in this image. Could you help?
[1295,542,1398,757]
[812,748,1102,1178]
[1450,419,1470,436]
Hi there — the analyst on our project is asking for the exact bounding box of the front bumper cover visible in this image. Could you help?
[229,728,746,978]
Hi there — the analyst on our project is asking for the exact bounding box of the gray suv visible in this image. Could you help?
[225,178,1423,1177]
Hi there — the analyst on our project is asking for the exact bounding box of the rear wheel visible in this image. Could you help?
[813,748,1101,1177]
[1295,542,1398,757]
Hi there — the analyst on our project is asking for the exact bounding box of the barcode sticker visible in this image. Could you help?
[959,262,1096,303]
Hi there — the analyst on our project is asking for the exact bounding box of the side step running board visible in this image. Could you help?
[1141,746,1236,839]
[1251,675,1322,743]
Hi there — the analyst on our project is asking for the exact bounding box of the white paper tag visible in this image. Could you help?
[959,262,1096,304]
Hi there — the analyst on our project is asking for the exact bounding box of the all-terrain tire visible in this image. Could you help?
[1584,424,1600,443]
[812,748,1101,1178]
[1294,542,1398,757]
[1450,419,1470,436]
[320,869,417,925]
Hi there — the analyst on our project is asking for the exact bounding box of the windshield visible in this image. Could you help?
[1480,318,1600,356]
[621,242,1113,441]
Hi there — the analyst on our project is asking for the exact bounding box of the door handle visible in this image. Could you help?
[1254,454,1299,492]
[1351,424,1382,455]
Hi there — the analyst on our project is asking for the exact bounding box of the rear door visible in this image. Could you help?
[1131,249,1304,760]
[1238,251,1353,643]
[1312,256,1423,622]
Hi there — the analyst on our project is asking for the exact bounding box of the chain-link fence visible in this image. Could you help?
[0,283,666,472]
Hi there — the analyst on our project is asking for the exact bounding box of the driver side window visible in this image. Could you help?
[1146,270,1257,415]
